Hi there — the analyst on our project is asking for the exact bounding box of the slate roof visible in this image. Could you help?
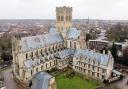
[20,28,81,52]
[55,49,75,59]
[49,28,58,34]
[20,30,64,52]
[31,72,53,89]
[22,28,111,68]
[74,49,110,66]
[67,28,81,39]
[24,49,110,69]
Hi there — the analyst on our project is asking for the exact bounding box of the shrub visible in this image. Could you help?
[64,69,75,78]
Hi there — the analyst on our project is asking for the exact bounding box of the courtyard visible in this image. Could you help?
[48,67,104,89]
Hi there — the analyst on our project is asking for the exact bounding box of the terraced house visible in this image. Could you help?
[12,6,114,89]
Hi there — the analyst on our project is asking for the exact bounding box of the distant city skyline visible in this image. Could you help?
[0,0,128,20]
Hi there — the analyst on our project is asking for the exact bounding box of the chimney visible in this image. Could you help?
[103,50,105,54]
[108,50,111,55]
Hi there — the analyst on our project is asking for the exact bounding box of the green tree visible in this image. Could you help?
[1,51,12,62]
[86,33,91,42]
[107,23,128,42]
[110,42,118,59]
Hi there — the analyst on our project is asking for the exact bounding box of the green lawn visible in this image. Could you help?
[55,74,102,89]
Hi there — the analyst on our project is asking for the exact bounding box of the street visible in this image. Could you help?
[113,73,128,89]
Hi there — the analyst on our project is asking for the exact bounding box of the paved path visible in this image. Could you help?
[99,73,128,89]
[114,74,128,89]
[2,69,19,89]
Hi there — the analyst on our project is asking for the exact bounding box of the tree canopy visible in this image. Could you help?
[107,23,128,42]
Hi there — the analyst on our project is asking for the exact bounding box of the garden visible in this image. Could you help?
[46,67,104,89]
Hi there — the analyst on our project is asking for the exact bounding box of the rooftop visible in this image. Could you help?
[74,49,111,66]
[31,72,53,89]
[67,28,81,39]
[20,29,64,52]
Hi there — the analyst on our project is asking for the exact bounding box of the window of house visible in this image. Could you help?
[36,68,38,72]
[46,63,48,68]
[42,54,44,57]
[74,42,76,48]
[97,73,99,77]
[31,70,33,75]
[57,16,60,21]
[56,45,57,49]
[102,75,105,79]
[54,60,56,65]
[84,64,86,67]
[92,72,95,76]
[49,47,50,51]
[50,62,52,67]
[26,53,28,59]
[46,53,48,56]
[40,49,42,55]
[93,60,95,65]
[69,16,71,21]
[78,36,80,39]
[66,16,68,21]
[88,65,90,68]
[31,52,33,58]
[102,69,106,73]
[61,16,64,21]
[98,67,100,71]
[41,66,43,70]
[93,66,95,71]
[84,69,86,73]
[70,41,72,48]
[36,51,38,57]
[45,48,47,53]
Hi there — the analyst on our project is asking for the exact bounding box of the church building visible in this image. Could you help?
[12,6,114,89]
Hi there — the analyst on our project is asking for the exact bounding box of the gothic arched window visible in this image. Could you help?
[57,16,60,21]
[46,63,48,68]
[61,16,64,21]
[66,16,68,21]
[26,53,28,59]
[69,16,71,21]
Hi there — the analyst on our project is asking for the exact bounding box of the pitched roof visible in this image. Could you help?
[49,28,58,34]
[67,28,81,39]
[31,72,53,89]
[74,49,110,66]
[24,48,111,69]
[20,30,64,52]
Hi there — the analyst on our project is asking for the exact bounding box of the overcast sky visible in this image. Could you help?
[0,0,128,20]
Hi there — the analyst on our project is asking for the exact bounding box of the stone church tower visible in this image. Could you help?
[56,6,72,38]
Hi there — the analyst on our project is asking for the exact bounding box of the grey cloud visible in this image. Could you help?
[0,0,127,20]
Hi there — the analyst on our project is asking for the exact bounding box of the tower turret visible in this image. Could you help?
[56,6,72,38]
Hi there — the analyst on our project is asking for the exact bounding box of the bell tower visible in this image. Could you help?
[56,6,72,38]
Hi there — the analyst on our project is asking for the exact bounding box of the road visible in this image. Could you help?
[102,74,128,89]
[1,69,20,89]
[113,73,128,89]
